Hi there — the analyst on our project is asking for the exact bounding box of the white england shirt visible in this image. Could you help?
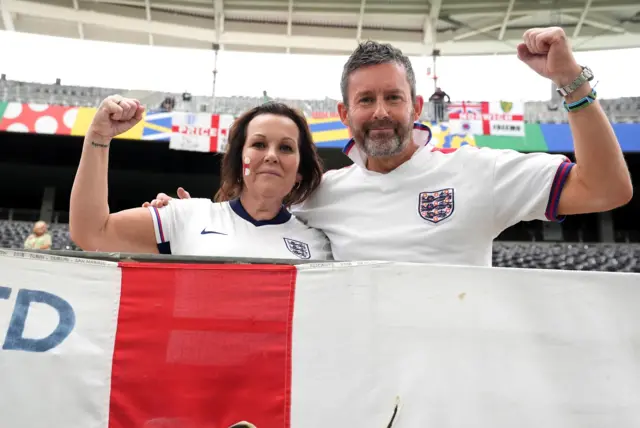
[148,198,332,261]
[291,123,574,267]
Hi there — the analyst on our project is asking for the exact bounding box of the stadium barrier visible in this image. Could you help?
[1,249,639,428]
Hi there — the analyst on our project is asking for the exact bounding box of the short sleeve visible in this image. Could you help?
[147,204,175,254]
[147,198,206,255]
[491,149,575,234]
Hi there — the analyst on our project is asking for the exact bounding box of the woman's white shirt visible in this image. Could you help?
[148,198,332,261]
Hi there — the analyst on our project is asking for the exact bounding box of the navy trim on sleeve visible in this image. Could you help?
[545,160,575,222]
[157,241,172,255]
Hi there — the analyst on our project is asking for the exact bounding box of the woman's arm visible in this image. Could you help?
[69,95,158,253]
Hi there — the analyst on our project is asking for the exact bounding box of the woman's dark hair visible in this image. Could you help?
[214,102,324,207]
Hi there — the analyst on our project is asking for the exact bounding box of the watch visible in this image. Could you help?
[556,66,594,96]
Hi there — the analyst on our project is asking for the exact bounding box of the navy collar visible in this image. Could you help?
[229,198,291,226]
[342,122,433,168]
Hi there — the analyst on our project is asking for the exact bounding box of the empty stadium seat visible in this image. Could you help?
[492,242,640,273]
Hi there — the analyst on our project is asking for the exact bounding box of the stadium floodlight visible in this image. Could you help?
[211,43,220,113]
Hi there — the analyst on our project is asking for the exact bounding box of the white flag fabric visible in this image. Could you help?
[170,112,234,153]
[447,101,525,136]
[1,250,639,428]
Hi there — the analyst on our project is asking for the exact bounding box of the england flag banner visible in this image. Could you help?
[1,250,640,428]
[448,100,525,137]
[170,112,235,153]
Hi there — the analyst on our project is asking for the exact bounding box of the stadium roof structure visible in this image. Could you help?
[1,0,639,56]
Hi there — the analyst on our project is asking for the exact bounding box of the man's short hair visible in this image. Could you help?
[340,40,417,105]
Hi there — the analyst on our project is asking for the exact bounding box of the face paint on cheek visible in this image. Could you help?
[243,156,251,176]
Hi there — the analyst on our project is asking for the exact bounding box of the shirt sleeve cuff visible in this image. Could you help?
[148,206,172,254]
[545,160,575,222]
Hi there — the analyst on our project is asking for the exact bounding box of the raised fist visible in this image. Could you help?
[88,95,145,142]
[516,27,582,87]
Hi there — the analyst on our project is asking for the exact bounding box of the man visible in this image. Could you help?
[428,86,450,122]
[146,27,632,267]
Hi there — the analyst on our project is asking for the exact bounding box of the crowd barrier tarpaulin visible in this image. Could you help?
[1,249,639,428]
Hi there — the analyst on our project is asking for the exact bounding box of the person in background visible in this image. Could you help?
[428,87,450,122]
[24,220,52,250]
[70,98,331,261]
[159,96,175,112]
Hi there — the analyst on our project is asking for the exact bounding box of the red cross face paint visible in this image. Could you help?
[243,156,251,176]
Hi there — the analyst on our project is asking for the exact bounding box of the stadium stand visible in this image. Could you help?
[2,78,639,124]
[0,220,78,251]
[492,242,640,273]
[0,79,336,120]
[0,218,637,272]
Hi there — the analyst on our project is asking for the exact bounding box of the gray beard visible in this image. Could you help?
[348,115,414,158]
[360,133,407,157]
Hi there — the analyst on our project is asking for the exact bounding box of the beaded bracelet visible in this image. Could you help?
[563,89,597,112]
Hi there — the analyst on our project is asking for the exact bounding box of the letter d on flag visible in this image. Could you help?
[3,289,76,352]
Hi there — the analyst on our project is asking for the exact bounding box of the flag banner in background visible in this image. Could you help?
[1,250,640,427]
[1,102,639,152]
[448,100,525,136]
[170,112,235,153]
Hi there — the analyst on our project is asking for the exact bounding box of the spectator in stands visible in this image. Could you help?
[23,220,52,250]
[428,87,450,122]
[69,98,331,260]
[159,96,175,112]
[145,27,632,267]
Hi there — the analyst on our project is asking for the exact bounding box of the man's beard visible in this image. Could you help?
[350,117,413,158]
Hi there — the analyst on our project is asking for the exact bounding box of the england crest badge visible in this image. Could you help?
[418,188,454,223]
[283,238,311,259]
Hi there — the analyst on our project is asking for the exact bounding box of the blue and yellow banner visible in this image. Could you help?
[1,102,639,153]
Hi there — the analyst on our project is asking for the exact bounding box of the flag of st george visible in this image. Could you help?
[170,112,234,153]
[1,251,640,428]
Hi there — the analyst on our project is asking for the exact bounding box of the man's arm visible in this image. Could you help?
[517,27,632,216]
[556,82,632,215]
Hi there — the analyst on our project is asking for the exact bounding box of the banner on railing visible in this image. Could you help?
[2,101,640,152]
[447,100,525,136]
[1,250,639,427]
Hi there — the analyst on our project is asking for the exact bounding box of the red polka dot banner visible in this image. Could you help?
[0,102,78,135]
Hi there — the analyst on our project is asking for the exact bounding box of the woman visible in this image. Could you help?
[69,96,332,260]
[24,220,52,250]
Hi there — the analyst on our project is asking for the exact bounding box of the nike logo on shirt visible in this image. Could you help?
[201,228,228,235]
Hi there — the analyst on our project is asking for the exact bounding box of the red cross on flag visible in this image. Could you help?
[170,113,235,153]
[447,101,525,136]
